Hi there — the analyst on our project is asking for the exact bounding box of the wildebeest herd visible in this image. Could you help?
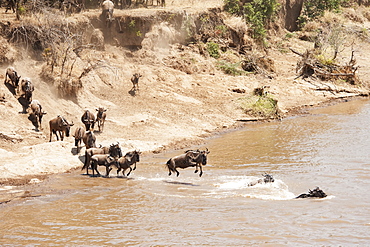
[4,65,327,198]
[3,66,213,180]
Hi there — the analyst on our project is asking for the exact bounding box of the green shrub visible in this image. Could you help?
[298,0,348,27]
[223,0,280,43]
[224,0,241,15]
[217,61,246,76]
[238,94,279,118]
[207,42,220,59]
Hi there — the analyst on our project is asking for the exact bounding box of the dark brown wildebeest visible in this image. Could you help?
[90,154,118,177]
[81,109,95,131]
[61,0,85,14]
[248,173,275,187]
[130,73,142,92]
[101,0,114,28]
[95,107,107,132]
[28,100,47,131]
[113,150,141,177]
[5,0,16,13]
[18,77,34,103]
[166,148,210,177]
[82,143,122,175]
[49,115,74,142]
[145,0,165,7]
[4,67,21,88]
[82,130,96,149]
[73,126,85,152]
[295,187,327,199]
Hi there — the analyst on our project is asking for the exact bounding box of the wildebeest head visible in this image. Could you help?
[262,174,274,183]
[309,187,327,198]
[186,148,210,165]
[96,107,107,118]
[124,150,141,163]
[81,110,95,129]
[58,116,74,137]
[109,142,122,158]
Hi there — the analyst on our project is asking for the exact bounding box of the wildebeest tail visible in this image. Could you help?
[165,159,172,173]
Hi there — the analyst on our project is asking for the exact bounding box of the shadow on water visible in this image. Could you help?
[163,180,200,186]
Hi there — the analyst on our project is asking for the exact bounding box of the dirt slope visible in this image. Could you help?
[0,1,370,185]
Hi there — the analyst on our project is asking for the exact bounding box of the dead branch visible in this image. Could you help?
[293,48,359,85]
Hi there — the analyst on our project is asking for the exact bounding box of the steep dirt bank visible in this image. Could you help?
[1,1,370,187]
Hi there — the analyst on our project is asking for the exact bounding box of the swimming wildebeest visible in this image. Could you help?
[113,150,141,177]
[248,173,275,187]
[296,187,327,199]
[83,130,96,149]
[18,77,34,103]
[130,73,142,92]
[166,148,210,177]
[101,0,114,27]
[90,154,118,177]
[95,107,107,132]
[28,100,47,131]
[49,115,74,142]
[73,126,85,152]
[4,67,21,88]
[81,109,95,131]
[82,143,122,175]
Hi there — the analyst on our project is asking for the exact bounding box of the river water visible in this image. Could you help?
[1,98,370,246]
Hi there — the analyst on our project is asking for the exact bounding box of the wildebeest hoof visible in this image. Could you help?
[194,170,198,173]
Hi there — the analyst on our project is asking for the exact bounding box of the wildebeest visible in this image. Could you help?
[61,0,85,14]
[82,143,122,175]
[81,109,95,131]
[4,0,16,13]
[82,130,96,149]
[101,0,114,27]
[49,115,74,142]
[96,107,107,132]
[296,187,327,199]
[18,77,34,103]
[4,67,21,88]
[166,148,210,177]
[114,150,141,177]
[28,100,47,131]
[145,0,165,7]
[248,173,275,187]
[90,154,118,177]
[130,73,142,92]
[73,126,85,152]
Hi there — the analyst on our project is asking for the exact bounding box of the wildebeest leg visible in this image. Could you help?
[59,131,64,141]
[175,168,179,177]
[92,161,101,177]
[126,167,132,176]
[133,162,137,171]
[105,166,112,177]
[166,159,174,176]
[198,165,203,177]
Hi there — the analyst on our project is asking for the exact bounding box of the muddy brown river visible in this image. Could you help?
[1,98,370,246]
